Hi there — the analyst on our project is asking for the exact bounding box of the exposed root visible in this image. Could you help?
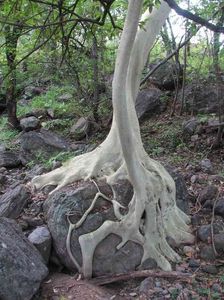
[65,180,126,274]
[30,0,194,279]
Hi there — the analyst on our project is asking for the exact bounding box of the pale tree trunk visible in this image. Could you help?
[31,0,194,278]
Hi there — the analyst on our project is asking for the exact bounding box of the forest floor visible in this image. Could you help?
[35,111,224,300]
[1,106,224,300]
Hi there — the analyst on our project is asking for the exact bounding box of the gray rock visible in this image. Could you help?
[0,150,21,168]
[0,217,48,300]
[188,258,200,269]
[202,264,218,274]
[28,226,52,263]
[214,233,224,252]
[43,165,190,276]
[43,180,143,276]
[0,185,30,218]
[197,224,222,242]
[181,83,220,114]
[20,116,40,131]
[212,283,222,293]
[58,93,73,102]
[70,117,90,140]
[190,134,199,142]
[138,258,157,270]
[24,85,45,99]
[198,185,218,204]
[182,118,198,136]
[19,128,70,164]
[139,277,154,294]
[0,174,6,184]
[135,88,163,121]
[214,198,224,217]
[200,245,216,261]
[165,165,190,213]
[200,159,213,173]
[148,61,182,91]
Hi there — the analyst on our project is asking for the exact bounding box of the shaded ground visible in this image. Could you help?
[1,109,224,299]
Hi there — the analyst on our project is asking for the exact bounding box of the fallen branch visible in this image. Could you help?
[90,270,193,285]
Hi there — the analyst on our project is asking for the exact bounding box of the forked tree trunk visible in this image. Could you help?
[31,0,194,278]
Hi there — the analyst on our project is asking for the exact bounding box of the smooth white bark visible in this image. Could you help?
[31,0,194,278]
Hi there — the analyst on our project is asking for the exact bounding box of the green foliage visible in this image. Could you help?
[0,117,19,146]
[17,85,90,118]
[26,150,74,169]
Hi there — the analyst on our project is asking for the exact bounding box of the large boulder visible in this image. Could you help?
[135,88,163,120]
[0,184,30,218]
[19,128,70,164]
[44,167,189,276]
[44,180,143,276]
[147,61,183,90]
[0,149,21,168]
[181,83,223,114]
[0,218,48,300]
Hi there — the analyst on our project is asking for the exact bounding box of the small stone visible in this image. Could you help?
[154,287,163,293]
[139,277,154,294]
[191,134,199,142]
[139,258,157,270]
[182,118,198,135]
[47,108,54,118]
[155,281,161,288]
[198,185,218,204]
[214,198,224,218]
[188,258,200,269]
[58,93,73,102]
[28,226,52,263]
[191,214,202,226]
[197,224,221,242]
[183,246,195,257]
[200,245,216,261]
[200,159,213,174]
[212,283,222,293]
[167,236,178,248]
[190,175,197,184]
[129,292,137,297]
[175,283,183,290]
[202,264,218,274]
[70,117,90,140]
[214,233,224,252]
[20,116,40,131]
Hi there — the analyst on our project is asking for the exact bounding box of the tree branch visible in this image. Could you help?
[164,0,224,33]
[140,28,198,86]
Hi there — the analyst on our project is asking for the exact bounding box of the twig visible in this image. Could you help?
[90,270,193,285]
